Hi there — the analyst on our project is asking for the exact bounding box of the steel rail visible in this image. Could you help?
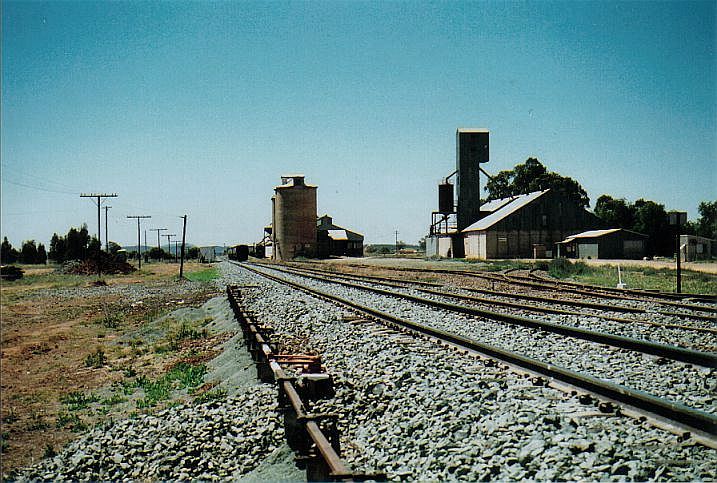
[257,263,717,367]
[226,285,380,481]
[237,263,717,446]
[317,262,717,314]
[525,270,717,304]
[282,264,717,335]
[507,271,717,308]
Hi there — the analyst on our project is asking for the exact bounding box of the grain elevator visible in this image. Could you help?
[427,129,489,257]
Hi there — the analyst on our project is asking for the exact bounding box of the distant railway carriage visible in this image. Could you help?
[227,244,249,261]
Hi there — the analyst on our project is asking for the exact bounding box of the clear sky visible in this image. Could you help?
[2,0,715,247]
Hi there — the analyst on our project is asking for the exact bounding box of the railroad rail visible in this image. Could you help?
[285,263,717,333]
[525,269,717,304]
[235,262,717,448]
[226,284,384,482]
[258,263,717,367]
[315,262,717,311]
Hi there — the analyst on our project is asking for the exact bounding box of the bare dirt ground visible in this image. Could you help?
[0,261,219,476]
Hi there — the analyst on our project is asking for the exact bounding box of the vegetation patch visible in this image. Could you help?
[554,264,717,294]
[55,412,86,432]
[193,388,227,405]
[548,257,590,278]
[184,267,219,282]
[60,391,100,411]
[85,348,107,368]
[96,311,124,329]
[135,362,207,408]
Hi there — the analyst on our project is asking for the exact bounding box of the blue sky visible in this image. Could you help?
[2,0,715,247]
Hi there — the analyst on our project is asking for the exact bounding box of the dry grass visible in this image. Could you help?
[0,261,218,475]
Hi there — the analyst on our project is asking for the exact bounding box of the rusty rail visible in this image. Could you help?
[226,284,383,482]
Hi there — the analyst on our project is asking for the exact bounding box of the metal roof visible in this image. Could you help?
[327,229,349,241]
[276,175,317,189]
[462,190,549,233]
[457,128,489,133]
[479,196,516,213]
[558,228,648,244]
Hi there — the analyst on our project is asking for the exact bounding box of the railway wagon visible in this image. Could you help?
[227,244,249,262]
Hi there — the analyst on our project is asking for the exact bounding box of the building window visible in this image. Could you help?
[541,214,548,227]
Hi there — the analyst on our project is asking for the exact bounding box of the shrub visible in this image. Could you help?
[548,257,590,279]
[85,348,106,368]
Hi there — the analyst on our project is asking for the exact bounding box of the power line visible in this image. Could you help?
[81,193,118,241]
[127,215,151,269]
[150,228,168,251]
[3,178,77,195]
[104,206,112,251]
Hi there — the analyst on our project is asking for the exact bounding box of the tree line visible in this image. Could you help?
[1,238,47,264]
[1,223,203,265]
[484,158,716,257]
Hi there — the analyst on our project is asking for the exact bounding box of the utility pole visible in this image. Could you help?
[80,193,118,243]
[174,241,179,263]
[163,234,176,262]
[179,215,187,279]
[150,228,167,259]
[104,206,112,252]
[667,211,687,294]
[127,215,151,269]
[144,230,147,259]
[395,230,399,255]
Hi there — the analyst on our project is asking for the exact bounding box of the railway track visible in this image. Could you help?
[285,262,717,334]
[264,263,717,363]
[234,261,717,448]
[221,262,717,479]
[318,262,717,313]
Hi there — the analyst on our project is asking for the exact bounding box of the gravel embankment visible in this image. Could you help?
[224,262,717,481]
[17,388,283,482]
[15,289,299,482]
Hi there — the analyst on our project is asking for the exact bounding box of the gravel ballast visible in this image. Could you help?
[225,262,717,481]
[254,264,716,414]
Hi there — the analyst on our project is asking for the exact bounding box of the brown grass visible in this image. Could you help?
[0,261,217,476]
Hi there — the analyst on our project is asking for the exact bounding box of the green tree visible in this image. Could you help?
[1,237,19,264]
[148,247,168,260]
[37,243,48,264]
[48,233,66,262]
[695,200,717,240]
[418,237,426,252]
[65,225,90,261]
[187,246,200,259]
[594,195,635,228]
[633,199,669,256]
[20,240,39,264]
[484,158,589,208]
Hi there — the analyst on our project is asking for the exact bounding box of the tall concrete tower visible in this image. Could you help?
[272,175,317,261]
[456,128,489,232]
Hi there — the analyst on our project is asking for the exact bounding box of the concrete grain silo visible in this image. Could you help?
[272,175,317,261]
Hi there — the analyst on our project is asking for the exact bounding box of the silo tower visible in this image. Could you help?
[272,175,317,261]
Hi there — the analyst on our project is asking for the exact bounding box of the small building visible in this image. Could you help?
[680,235,714,261]
[199,246,216,263]
[426,233,459,258]
[462,189,600,259]
[316,214,364,257]
[557,229,648,259]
